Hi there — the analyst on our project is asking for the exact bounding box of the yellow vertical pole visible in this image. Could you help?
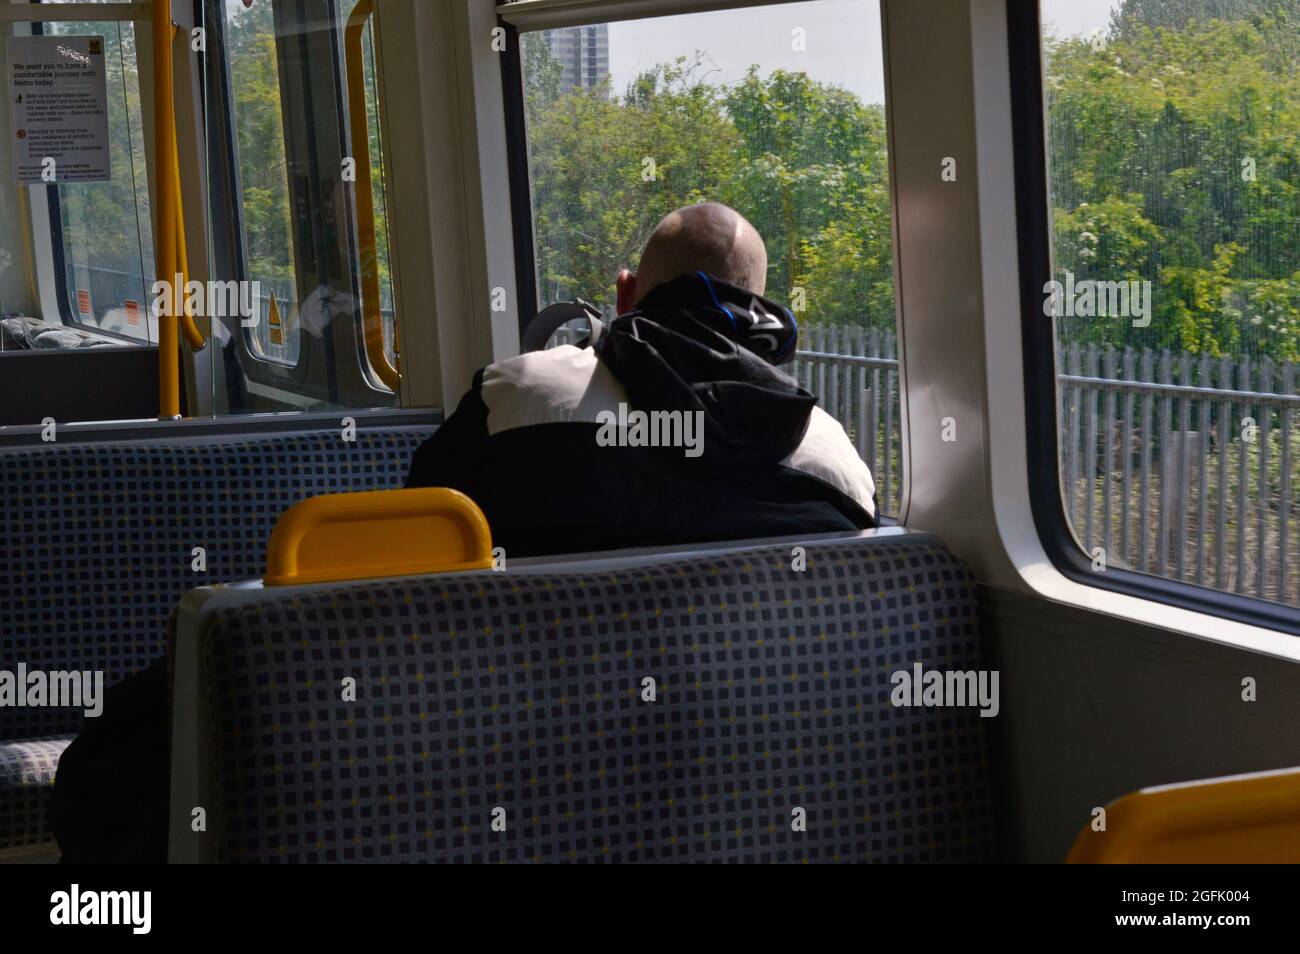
[344,0,399,391]
[154,0,179,418]
[172,108,204,350]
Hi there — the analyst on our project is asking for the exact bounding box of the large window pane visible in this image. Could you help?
[1041,0,1300,606]
[224,0,299,365]
[49,17,154,344]
[520,0,903,515]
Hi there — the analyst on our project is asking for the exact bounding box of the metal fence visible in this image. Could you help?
[1058,343,1299,606]
[788,326,904,518]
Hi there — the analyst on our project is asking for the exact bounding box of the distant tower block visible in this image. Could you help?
[545,24,610,93]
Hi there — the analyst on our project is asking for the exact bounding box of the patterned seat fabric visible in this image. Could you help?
[0,737,71,851]
[201,536,995,863]
[1,427,428,741]
[2,426,428,852]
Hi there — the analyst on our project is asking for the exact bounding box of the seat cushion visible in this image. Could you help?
[0,736,72,851]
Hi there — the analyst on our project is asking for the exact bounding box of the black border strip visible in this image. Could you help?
[497,19,540,339]
[1007,1,1298,636]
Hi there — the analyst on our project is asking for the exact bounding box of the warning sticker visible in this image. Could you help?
[7,35,111,184]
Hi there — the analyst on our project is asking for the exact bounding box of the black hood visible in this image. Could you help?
[594,272,815,468]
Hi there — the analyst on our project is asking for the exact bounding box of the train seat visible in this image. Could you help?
[0,415,433,854]
[170,525,995,863]
[0,737,68,861]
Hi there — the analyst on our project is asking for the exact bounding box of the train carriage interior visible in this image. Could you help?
[0,0,1298,893]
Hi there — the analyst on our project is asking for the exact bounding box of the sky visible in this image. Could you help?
[607,0,1124,105]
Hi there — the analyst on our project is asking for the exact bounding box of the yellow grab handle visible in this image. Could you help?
[155,8,206,416]
[1066,765,1300,863]
[154,0,179,417]
[264,488,494,586]
[171,99,204,351]
[344,0,400,391]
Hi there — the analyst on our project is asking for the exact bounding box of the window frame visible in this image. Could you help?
[496,19,539,341]
[1007,0,1300,636]
[201,0,397,411]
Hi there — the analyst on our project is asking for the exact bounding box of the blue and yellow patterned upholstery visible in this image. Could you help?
[2,427,428,740]
[189,534,995,863]
[0,424,429,853]
[0,737,69,852]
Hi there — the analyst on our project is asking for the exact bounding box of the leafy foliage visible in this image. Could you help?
[522,36,893,328]
[1046,1,1300,357]
[523,5,1299,359]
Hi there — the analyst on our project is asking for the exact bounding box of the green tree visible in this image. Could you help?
[225,0,295,294]
[523,46,896,331]
[1045,11,1300,357]
[723,68,892,329]
[523,46,742,311]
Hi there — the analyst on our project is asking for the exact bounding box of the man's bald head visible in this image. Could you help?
[616,203,768,314]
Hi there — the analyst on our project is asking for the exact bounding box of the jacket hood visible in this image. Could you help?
[594,272,815,468]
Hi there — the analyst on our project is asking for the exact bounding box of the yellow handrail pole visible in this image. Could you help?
[15,185,38,304]
[344,0,399,391]
[153,0,180,418]
[171,107,204,350]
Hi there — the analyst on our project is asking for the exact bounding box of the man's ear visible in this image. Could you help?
[616,270,637,316]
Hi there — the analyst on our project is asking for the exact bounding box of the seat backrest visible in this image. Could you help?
[171,530,996,863]
[1,421,431,738]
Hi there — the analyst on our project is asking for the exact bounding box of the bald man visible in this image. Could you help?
[615,202,769,314]
[407,200,876,555]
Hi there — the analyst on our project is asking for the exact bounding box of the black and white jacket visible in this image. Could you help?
[406,273,877,557]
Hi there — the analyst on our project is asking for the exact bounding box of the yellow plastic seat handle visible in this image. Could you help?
[1066,765,1300,863]
[264,488,493,586]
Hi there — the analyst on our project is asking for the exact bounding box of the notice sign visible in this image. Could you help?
[7,35,110,184]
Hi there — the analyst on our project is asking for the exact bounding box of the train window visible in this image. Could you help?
[202,0,399,414]
[222,0,299,365]
[1038,1,1299,611]
[516,0,903,515]
[49,13,154,344]
[1,3,155,347]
